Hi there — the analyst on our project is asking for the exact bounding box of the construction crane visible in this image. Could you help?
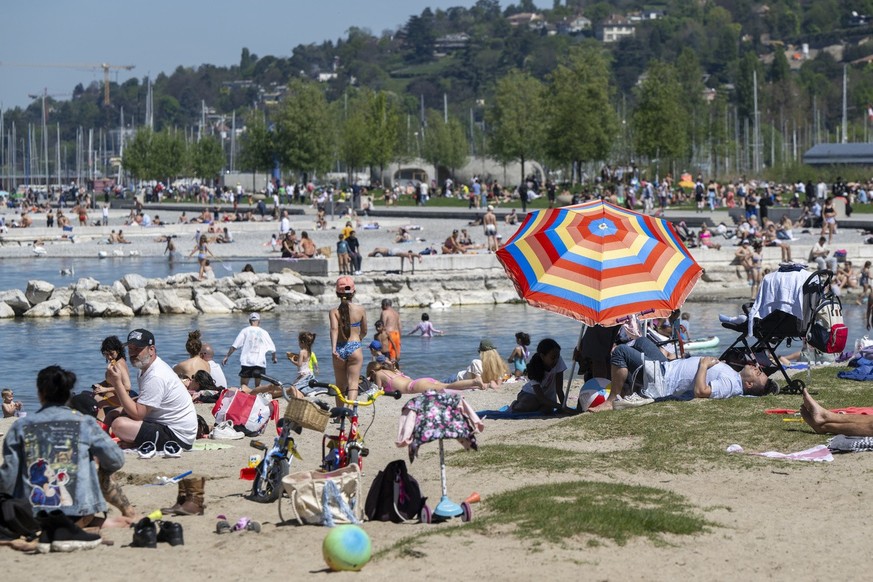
[0,61,136,105]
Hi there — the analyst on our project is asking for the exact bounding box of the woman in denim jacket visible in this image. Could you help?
[0,366,125,518]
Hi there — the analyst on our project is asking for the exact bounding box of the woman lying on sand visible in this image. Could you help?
[366,360,496,394]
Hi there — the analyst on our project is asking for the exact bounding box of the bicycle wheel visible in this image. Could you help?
[250,457,289,503]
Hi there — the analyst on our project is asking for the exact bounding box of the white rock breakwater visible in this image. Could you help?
[0,269,521,319]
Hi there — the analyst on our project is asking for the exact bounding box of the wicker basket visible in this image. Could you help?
[284,397,330,432]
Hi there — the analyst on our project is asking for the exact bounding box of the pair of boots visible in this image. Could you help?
[161,476,206,516]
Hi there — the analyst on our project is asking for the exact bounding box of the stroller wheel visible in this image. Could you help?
[787,379,805,394]
[461,502,473,522]
[419,504,432,524]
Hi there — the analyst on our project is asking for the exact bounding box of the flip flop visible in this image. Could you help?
[215,520,231,535]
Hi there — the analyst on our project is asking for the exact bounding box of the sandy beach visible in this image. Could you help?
[2,380,871,582]
[1,204,871,580]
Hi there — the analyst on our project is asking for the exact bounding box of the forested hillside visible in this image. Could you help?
[5,0,873,182]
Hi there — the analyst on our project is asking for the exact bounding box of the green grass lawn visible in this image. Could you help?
[381,367,864,554]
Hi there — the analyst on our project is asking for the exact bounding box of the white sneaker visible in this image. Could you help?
[613,393,655,410]
[210,421,244,440]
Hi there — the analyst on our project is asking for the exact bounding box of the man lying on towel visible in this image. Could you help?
[590,337,778,412]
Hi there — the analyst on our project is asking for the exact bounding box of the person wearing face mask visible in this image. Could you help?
[105,329,198,451]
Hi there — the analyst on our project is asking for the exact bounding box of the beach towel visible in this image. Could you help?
[396,391,483,462]
[726,443,833,462]
[837,364,873,381]
[827,435,873,453]
[476,405,568,420]
[765,407,873,416]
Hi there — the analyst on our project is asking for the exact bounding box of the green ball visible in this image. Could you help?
[323,525,372,571]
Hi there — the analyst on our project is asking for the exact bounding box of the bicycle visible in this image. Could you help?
[247,373,321,503]
[307,378,402,472]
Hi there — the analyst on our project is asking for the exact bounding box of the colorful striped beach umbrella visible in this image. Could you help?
[496,200,703,327]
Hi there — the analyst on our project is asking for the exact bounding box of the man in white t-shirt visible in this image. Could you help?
[106,328,198,450]
[223,313,278,388]
[279,210,291,235]
[605,338,775,406]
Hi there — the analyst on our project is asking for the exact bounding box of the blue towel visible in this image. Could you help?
[838,364,873,381]
[476,405,564,419]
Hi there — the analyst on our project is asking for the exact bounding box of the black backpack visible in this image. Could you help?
[365,460,425,523]
[0,494,39,541]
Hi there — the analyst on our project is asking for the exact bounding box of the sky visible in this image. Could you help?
[0,0,545,112]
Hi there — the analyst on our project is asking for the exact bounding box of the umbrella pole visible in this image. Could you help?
[561,324,588,409]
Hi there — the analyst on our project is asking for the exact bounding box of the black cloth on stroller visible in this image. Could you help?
[719,268,835,394]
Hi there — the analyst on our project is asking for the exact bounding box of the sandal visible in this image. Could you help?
[215,520,231,535]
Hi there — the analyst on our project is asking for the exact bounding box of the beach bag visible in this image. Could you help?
[808,299,848,354]
[211,389,279,436]
[0,494,39,541]
[364,460,425,523]
[640,360,670,400]
[281,465,362,526]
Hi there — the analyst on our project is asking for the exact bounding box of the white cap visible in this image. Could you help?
[249,312,260,321]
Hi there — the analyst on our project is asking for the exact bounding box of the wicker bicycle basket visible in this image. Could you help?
[284,397,330,432]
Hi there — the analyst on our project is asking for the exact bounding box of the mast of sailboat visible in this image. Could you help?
[56,123,61,193]
[842,65,848,143]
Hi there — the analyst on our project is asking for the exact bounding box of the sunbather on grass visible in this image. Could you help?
[801,388,873,436]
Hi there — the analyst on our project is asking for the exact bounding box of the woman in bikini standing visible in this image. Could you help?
[330,276,367,406]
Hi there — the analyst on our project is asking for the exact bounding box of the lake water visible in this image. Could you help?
[1,258,868,411]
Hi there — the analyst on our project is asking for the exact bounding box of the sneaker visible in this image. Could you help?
[210,421,244,440]
[41,510,102,553]
[130,517,158,549]
[137,441,157,459]
[156,521,184,546]
[613,393,655,410]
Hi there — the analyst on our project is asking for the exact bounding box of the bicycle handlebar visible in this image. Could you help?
[254,373,292,401]
[308,379,402,406]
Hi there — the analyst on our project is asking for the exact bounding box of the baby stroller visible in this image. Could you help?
[719,268,843,394]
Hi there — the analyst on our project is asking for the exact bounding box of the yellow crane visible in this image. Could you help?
[0,61,136,105]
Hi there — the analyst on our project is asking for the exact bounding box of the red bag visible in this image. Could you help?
[211,389,279,436]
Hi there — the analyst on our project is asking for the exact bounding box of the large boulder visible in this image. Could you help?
[71,289,117,309]
[120,273,149,290]
[276,290,321,309]
[254,283,287,299]
[0,290,30,315]
[73,277,100,292]
[92,301,135,318]
[194,292,235,314]
[25,280,54,305]
[23,299,64,318]
[232,272,260,286]
[49,287,74,306]
[153,289,197,314]
[140,298,161,316]
[234,296,276,313]
[123,288,150,313]
[166,273,197,285]
[110,281,127,297]
[0,302,15,318]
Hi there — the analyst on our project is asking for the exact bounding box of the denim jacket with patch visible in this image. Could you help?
[0,404,125,516]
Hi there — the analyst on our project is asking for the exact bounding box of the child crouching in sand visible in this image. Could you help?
[509,338,568,412]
